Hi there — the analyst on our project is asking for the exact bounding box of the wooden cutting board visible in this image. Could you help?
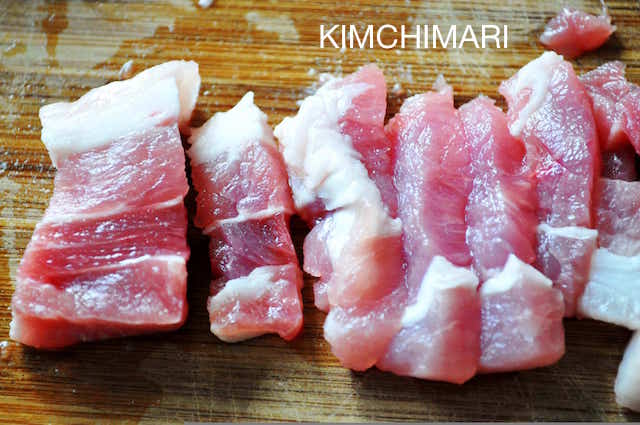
[1,0,640,422]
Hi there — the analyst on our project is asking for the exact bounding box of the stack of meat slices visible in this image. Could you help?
[576,61,640,411]
[11,61,200,348]
[275,65,405,370]
[500,51,600,318]
[188,92,303,342]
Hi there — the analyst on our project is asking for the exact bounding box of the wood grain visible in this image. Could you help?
[1,0,640,422]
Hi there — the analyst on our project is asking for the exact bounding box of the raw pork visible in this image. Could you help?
[540,8,615,58]
[579,178,640,329]
[615,332,640,412]
[11,61,199,348]
[500,51,600,316]
[378,78,481,383]
[479,255,565,373]
[275,65,404,369]
[188,92,303,342]
[458,95,564,372]
[580,61,640,153]
[459,95,538,280]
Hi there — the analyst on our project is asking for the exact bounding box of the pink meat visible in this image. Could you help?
[208,214,298,280]
[275,65,403,370]
[539,8,615,59]
[377,257,480,384]
[336,65,397,216]
[460,96,538,280]
[324,288,406,371]
[188,92,303,342]
[379,79,480,383]
[189,142,293,229]
[622,89,640,153]
[19,204,188,282]
[578,181,640,329]
[535,225,598,317]
[387,80,472,288]
[595,178,640,257]
[580,62,632,151]
[602,145,637,181]
[580,61,640,157]
[479,255,565,373]
[12,258,187,349]
[208,264,303,342]
[11,61,198,349]
[46,126,188,218]
[500,52,599,228]
[500,52,600,316]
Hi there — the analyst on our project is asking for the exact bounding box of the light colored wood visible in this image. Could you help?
[1,0,639,422]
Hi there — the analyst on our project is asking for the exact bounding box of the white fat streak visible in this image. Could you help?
[202,206,289,234]
[275,73,401,268]
[188,92,274,165]
[275,78,372,209]
[208,266,284,342]
[41,78,180,167]
[325,208,357,264]
[211,266,276,303]
[503,51,564,137]
[615,332,640,411]
[480,254,552,296]
[401,256,478,327]
[40,60,200,167]
[40,196,184,224]
[537,223,599,240]
[578,248,640,329]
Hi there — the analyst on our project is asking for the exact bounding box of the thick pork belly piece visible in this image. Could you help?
[459,96,538,280]
[12,61,199,348]
[188,92,303,342]
[580,62,640,153]
[479,255,565,373]
[276,65,404,370]
[579,249,640,329]
[500,52,600,316]
[615,332,640,412]
[535,224,598,317]
[539,8,615,59]
[377,257,480,384]
[379,79,480,383]
[579,179,640,328]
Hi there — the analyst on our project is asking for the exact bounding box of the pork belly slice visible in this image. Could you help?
[535,224,598,317]
[188,92,303,342]
[12,256,187,349]
[539,8,615,59]
[479,255,565,373]
[11,61,199,348]
[500,51,600,316]
[580,61,640,154]
[579,179,640,327]
[615,332,640,412]
[377,257,480,384]
[276,65,403,370]
[460,95,538,281]
[579,249,640,329]
[379,78,480,383]
[459,96,565,371]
